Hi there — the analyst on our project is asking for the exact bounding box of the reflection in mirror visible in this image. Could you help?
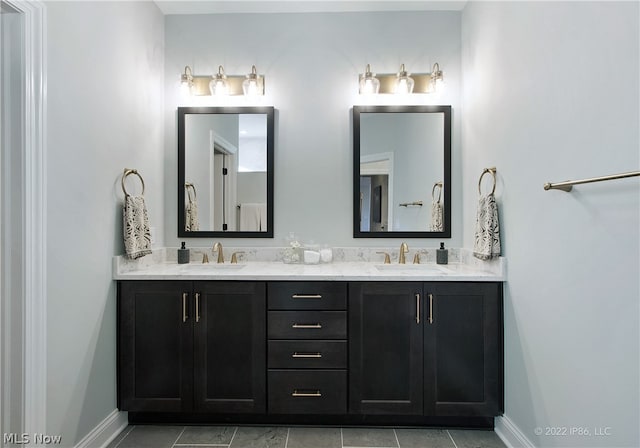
[178,107,274,237]
[353,105,451,238]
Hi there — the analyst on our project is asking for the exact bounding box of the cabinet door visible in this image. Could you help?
[424,282,503,416]
[118,281,193,412]
[193,281,266,413]
[349,282,423,415]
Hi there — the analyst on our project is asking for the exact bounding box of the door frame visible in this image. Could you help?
[0,0,47,441]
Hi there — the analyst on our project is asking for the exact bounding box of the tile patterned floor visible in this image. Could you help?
[107,425,507,448]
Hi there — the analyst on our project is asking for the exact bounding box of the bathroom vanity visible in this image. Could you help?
[114,250,504,428]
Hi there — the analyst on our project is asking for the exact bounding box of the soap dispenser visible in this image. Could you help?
[178,241,190,264]
[436,242,448,265]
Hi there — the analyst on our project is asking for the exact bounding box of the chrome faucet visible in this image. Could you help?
[399,242,409,264]
[212,242,224,263]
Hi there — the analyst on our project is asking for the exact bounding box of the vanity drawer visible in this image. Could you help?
[268,311,346,339]
[268,370,347,414]
[268,340,347,369]
[268,282,347,310]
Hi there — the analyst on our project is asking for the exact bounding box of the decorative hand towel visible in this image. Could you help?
[239,203,263,231]
[430,200,443,231]
[123,195,152,259]
[473,193,501,260]
[185,199,199,231]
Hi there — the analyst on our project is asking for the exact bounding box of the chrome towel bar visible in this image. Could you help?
[544,170,640,192]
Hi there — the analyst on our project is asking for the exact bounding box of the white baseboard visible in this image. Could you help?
[495,415,536,448]
[74,410,128,448]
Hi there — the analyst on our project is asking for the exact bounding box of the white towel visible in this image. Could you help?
[473,193,501,260]
[123,195,152,259]
[259,203,267,231]
[185,199,199,231]
[239,203,262,231]
[430,200,443,231]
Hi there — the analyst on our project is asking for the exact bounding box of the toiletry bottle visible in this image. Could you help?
[178,241,190,264]
[436,242,448,265]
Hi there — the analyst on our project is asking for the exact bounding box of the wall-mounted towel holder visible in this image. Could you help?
[121,168,145,197]
[432,181,443,203]
[399,201,423,207]
[478,167,497,195]
[543,170,639,192]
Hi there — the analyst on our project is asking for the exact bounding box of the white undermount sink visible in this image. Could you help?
[374,264,452,274]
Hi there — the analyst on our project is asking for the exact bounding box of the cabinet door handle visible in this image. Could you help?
[291,294,322,299]
[182,293,188,322]
[416,293,420,324]
[195,293,201,323]
[292,390,322,397]
[428,293,434,324]
[292,323,322,329]
[292,352,322,358]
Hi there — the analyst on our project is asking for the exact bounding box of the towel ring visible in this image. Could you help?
[478,167,497,195]
[185,182,197,201]
[432,181,443,203]
[122,168,145,196]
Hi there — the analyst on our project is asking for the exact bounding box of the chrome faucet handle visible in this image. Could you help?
[413,253,421,264]
[376,251,391,264]
[202,253,209,264]
[231,251,245,264]
[212,242,224,263]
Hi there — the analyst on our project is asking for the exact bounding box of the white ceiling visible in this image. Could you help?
[154,1,467,15]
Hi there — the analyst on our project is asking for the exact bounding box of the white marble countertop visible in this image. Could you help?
[113,247,505,282]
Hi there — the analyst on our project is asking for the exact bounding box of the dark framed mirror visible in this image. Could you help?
[178,106,274,237]
[353,105,451,238]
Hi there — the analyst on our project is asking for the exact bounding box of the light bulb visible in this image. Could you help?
[359,64,380,95]
[395,64,414,94]
[180,66,193,97]
[242,65,263,97]
[209,65,228,96]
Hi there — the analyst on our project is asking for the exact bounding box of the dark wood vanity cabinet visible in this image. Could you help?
[118,281,193,412]
[118,281,266,414]
[192,281,266,413]
[118,279,502,422]
[349,282,503,417]
[424,282,503,416]
[349,282,424,415]
[267,282,348,415]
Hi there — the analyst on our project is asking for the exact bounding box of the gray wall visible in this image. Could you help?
[462,2,639,447]
[46,1,164,444]
[164,11,462,247]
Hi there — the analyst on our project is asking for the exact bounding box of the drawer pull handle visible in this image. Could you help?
[292,323,322,329]
[292,294,322,299]
[292,352,322,358]
[292,390,322,397]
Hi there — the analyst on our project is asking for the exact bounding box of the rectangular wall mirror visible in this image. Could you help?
[178,106,274,238]
[353,105,451,238]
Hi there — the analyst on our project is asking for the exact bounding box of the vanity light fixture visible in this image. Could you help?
[179,64,265,97]
[429,62,444,93]
[395,64,414,94]
[209,65,229,96]
[358,64,380,94]
[357,62,444,95]
[180,66,194,96]
[242,65,264,97]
